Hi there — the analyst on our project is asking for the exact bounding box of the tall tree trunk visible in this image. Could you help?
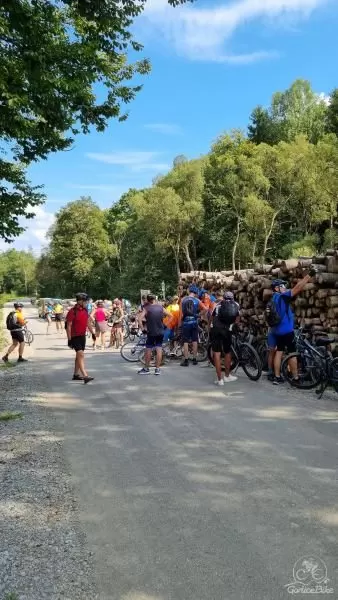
[183,243,194,271]
[262,211,279,263]
[232,217,240,271]
[251,235,257,264]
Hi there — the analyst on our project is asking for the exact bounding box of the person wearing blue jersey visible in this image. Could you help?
[271,270,315,385]
[179,286,207,367]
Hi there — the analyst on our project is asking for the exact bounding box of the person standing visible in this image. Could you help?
[66,292,95,383]
[2,302,28,364]
[53,301,64,333]
[179,286,206,367]
[45,301,53,334]
[91,300,109,350]
[269,273,314,385]
[209,291,240,385]
[138,294,170,376]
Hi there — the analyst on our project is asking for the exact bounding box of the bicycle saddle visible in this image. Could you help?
[315,337,335,347]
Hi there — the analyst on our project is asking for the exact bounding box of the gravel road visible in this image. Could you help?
[1,306,338,600]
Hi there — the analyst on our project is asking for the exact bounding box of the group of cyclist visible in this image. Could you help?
[2,265,318,386]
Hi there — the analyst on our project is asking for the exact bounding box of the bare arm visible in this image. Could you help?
[291,274,311,298]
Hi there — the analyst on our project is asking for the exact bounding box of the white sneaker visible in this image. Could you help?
[223,374,237,383]
[214,379,224,386]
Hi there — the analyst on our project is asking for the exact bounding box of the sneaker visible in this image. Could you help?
[192,358,198,366]
[72,374,84,381]
[17,357,28,363]
[2,355,9,363]
[138,367,150,375]
[154,368,161,376]
[267,372,275,382]
[214,379,224,386]
[223,374,237,383]
[180,359,189,367]
[273,376,284,386]
[83,376,94,384]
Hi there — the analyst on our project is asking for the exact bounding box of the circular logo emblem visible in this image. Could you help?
[293,555,328,585]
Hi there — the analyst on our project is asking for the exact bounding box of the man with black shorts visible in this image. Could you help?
[2,302,28,363]
[138,294,170,376]
[271,272,314,385]
[210,291,239,386]
[66,292,95,383]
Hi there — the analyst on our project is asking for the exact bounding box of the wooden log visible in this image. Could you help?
[318,272,338,285]
[260,278,273,289]
[298,258,313,268]
[312,255,326,264]
[281,259,299,271]
[263,289,273,302]
[303,318,322,326]
[325,256,338,273]
[327,296,338,307]
[295,297,307,307]
[303,283,317,292]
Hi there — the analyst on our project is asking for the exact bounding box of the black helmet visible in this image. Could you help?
[14,301,23,309]
[75,292,88,301]
[271,279,287,289]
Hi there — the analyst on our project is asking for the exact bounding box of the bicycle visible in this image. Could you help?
[281,333,338,396]
[207,328,262,381]
[22,325,34,346]
[120,334,147,362]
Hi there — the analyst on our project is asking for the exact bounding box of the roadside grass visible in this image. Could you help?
[5,593,19,600]
[0,411,23,422]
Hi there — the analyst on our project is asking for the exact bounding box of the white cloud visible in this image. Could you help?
[86,151,170,172]
[0,206,55,254]
[141,0,329,63]
[317,92,331,106]
[144,123,182,135]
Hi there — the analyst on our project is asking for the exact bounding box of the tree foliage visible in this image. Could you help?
[0,0,190,241]
[0,249,37,295]
[36,78,338,299]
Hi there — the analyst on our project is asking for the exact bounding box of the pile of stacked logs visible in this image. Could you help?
[180,249,338,335]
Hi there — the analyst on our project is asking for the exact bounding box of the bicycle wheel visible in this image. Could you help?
[120,341,145,362]
[24,330,34,345]
[139,348,165,366]
[281,352,322,390]
[195,342,208,362]
[239,342,262,381]
[329,357,338,392]
[207,344,238,372]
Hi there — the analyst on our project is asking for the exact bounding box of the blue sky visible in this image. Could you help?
[4,0,338,253]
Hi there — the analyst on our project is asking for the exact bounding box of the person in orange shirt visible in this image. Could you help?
[163,296,180,342]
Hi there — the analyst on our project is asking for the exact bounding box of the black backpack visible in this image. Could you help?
[218,300,239,325]
[182,297,196,318]
[265,296,284,327]
[6,311,18,330]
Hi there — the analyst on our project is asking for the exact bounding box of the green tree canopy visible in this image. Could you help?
[0,0,191,241]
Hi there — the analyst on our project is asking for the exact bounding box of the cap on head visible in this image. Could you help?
[14,301,23,309]
[97,299,104,306]
[75,292,88,302]
[189,285,198,295]
[271,279,286,290]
